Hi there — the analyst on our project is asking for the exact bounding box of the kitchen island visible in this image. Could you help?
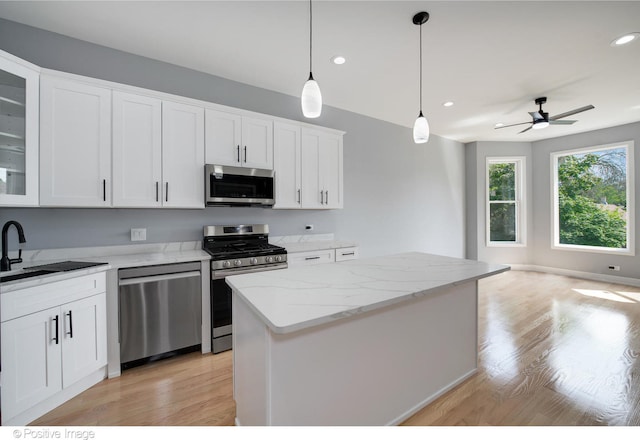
[226,252,509,426]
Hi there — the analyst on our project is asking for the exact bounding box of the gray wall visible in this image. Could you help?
[531,121,640,278]
[0,18,466,259]
[467,121,640,280]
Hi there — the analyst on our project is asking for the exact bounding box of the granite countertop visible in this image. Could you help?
[0,242,211,293]
[281,240,358,253]
[226,252,510,335]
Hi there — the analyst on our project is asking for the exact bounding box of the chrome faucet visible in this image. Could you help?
[1,220,26,272]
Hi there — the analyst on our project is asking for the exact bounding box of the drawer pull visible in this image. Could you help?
[341,252,355,256]
[305,256,321,261]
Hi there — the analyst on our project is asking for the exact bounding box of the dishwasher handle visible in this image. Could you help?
[118,270,201,287]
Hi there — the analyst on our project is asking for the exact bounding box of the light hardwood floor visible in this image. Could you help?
[31,270,640,426]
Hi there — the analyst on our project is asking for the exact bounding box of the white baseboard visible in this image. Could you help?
[508,264,640,287]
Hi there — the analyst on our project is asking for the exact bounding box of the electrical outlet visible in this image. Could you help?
[305,224,314,231]
[131,228,147,241]
[608,265,621,271]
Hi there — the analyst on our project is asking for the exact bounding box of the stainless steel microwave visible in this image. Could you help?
[205,164,275,207]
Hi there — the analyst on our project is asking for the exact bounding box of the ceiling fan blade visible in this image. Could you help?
[518,126,532,134]
[529,111,543,120]
[550,105,594,120]
[549,120,576,125]
[495,121,531,129]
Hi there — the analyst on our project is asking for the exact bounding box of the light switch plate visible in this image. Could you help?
[131,228,147,241]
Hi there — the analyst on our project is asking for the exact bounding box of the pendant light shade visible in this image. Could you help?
[302,73,322,118]
[412,11,430,144]
[413,111,430,143]
[301,0,322,118]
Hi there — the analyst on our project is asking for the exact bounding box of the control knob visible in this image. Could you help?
[266,256,273,263]
[250,257,258,265]
[234,259,242,267]
[275,255,282,262]
[222,261,231,268]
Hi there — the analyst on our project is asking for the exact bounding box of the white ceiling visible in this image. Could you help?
[1,0,639,143]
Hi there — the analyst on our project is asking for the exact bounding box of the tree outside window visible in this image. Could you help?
[487,157,525,245]
[552,142,634,254]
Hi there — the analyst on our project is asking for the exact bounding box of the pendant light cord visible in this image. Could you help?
[309,0,313,75]
[419,21,423,112]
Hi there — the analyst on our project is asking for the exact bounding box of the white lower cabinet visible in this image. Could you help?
[287,246,359,268]
[1,273,107,425]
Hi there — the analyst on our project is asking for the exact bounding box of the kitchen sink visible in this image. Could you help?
[0,261,108,283]
[0,269,56,283]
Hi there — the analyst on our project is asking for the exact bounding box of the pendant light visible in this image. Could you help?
[412,11,430,143]
[301,0,322,118]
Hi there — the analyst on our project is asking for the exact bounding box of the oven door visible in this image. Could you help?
[205,164,274,206]
[210,262,287,354]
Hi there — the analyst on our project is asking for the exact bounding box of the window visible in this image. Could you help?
[552,141,635,255]
[486,157,525,246]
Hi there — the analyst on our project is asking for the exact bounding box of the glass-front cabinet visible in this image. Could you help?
[0,50,39,206]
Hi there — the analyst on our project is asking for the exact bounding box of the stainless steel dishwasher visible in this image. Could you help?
[118,261,202,369]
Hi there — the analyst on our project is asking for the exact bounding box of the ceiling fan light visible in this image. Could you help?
[413,112,430,143]
[301,75,322,118]
[611,33,640,46]
[532,120,549,130]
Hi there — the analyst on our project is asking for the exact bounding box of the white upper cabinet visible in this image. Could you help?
[112,91,163,207]
[273,121,302,208]
[162,101,205,208]
[40,75,112,207]
[300,128,344,209]
[0,50,40,206]
[205,109,273,170]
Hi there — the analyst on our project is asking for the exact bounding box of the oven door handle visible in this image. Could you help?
[212,263,288,279]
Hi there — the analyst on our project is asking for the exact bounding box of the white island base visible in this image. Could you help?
[232,279,480,425]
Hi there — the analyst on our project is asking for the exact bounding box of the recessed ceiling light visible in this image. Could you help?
[331,55,346,65]
[611,32,640,46]
[443,101,454,107]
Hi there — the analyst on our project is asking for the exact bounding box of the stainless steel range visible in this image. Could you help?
[203,224,287,353]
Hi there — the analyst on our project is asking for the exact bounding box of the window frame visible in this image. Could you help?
[486,156,526,247]
[550,141,635,256]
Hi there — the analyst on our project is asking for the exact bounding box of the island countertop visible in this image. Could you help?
[226,251,510,335]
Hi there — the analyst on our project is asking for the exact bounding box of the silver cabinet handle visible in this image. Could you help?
[320,190,324,204]
[297,189,301,204]
[325,190,329,205]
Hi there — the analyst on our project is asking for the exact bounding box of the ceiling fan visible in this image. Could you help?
[495,97,595,133]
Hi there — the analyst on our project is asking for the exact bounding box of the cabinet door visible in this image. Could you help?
[1,307,62,421]
[241,116,273,170]
[61,293,107,388]
[301,128,322,209]
[162,101,205,208]
[0,50,39,206]
[319,132,344,209]
[273,122,301,208]
[205,109,242,167]
[112,91,162,207]
[40,76,111,206]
